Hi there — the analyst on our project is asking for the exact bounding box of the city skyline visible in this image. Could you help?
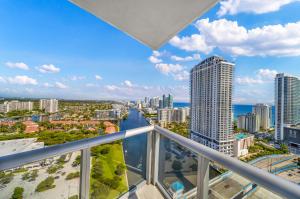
[1,1,300,103]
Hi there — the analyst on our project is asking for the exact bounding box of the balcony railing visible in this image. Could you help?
[0,125,300,199]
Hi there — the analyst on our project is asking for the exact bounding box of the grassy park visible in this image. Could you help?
[90,142,128,199]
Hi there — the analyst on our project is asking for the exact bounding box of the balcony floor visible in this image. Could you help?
[129,184,165,199]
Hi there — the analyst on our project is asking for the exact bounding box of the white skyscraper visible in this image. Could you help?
[190,56,234,156]
[253,104,271,130]
[40,99,59,113]
[275,73,300,141]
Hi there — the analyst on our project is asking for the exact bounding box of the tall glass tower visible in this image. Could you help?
[275,73,300,141]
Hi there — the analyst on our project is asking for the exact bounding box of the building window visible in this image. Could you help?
[289,130,297,138]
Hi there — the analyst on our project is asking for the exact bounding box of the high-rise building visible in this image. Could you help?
[2,100,33,113]
[0,104,6,113]
[237,113,260,133]
[275,73,300,141]
[159,99,163,109]
[40,99,59,113]
[167,94,173,108]
[157,108,187,127]
[149,96,160,108]
[253,104,271,130]
[144,97,149,106]
[161,94,173,108]
[245,113,260,133]
[190,56,234,156]
[237,115,246,130]
[162,94,167,108]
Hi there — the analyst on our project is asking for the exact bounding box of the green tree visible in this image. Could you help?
[172,160,182,171]
[114,164,125,176]
[10,187,24,199]
[35,177,55,192]
[65,172,80,180]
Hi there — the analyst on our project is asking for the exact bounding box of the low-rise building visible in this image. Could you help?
[233,133,254,157]
[284,125,300,154]
[23,121,39,133]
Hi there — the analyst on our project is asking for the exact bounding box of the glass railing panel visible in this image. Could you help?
[123,133,147,189]
[0,151,81,199]
[208,161,294,199]
[158,135,198,198]
[90,134,147,199]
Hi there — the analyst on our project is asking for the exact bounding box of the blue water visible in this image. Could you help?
[120,109,148,188]
[174,102,275,126]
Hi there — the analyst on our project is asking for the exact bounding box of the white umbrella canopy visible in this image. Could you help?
[70,0,219,50]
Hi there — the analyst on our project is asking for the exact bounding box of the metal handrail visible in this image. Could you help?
[0,125,300,199]
[155,125,300,199]
[0,125,154,171]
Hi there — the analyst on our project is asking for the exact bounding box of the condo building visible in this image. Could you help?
[157,108,188,127]
[253,103,272,130]
[39,99,59,113]
[95,109,121,120]
[275,73,300,141]
[162,94,173,109]
[190,56,234,156]
[0,100,33,113]
[237,113,260,133]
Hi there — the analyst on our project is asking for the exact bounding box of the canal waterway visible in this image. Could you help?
[120,108,149,189]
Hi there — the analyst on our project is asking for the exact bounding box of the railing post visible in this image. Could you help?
[80,148,91,199]
[146,131,153,184]
[197,155,210,199]
[152,131,160,185]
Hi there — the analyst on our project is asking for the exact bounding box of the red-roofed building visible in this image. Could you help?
[23,121,39,134]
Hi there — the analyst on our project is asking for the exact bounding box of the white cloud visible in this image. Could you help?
[173,71,189,81]
[8,75,37,85]
[218,0,300,17]
[236,68,278,85]
[5,62,29,70]
[123,80,133,87]
[71,76,85,81]
[85,83,97,87]
[105,85,119,91]
[0,76,7,83]
[236,77,265,84]
[149,56,163,64]
[154,63,189,81]
[37,64,60,73]
[155,63,183,75]
[95,75,102,80]
[257,69,278,80]
[43,83,53,88]
[171,54,201,62]
[55,82,68,89]
[169,35,213,54]
[153,51,161,57]
[171,18,300,57]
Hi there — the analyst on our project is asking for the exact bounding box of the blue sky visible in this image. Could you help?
[0,0,300,104]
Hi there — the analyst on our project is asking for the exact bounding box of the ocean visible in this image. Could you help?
[174,102,275,126]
